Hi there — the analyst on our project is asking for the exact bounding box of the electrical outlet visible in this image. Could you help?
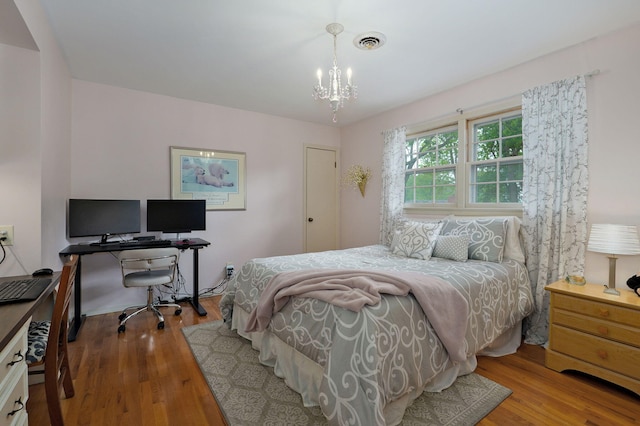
[225,262,234,278]
[0,225,14,246]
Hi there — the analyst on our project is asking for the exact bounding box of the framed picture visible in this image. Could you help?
[170,146,246,210]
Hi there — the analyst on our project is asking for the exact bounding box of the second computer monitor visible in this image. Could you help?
[146,199,206,234]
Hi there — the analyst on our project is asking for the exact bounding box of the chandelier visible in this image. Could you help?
[313,23,357,123]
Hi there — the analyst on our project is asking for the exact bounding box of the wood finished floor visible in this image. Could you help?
[27,296,639,425]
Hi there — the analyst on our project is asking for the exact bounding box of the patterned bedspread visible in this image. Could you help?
[219,245,534,425]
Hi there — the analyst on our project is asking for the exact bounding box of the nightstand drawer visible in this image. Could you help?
[553,309,639,347]
[550,325,640,380]
[553,293,638,327]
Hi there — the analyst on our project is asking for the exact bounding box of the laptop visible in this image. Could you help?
[0,277,52,305]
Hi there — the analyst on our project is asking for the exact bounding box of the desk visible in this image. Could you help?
[59,238,210,341]
[0,273,60,351]
[0,273,60,424]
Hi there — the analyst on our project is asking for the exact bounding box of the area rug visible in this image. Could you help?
[182,321,511,425]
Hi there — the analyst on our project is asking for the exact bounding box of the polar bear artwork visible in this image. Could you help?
[194,166,234,188]
[182,158,234,188]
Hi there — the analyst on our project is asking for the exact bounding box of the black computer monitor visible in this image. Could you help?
[68,199,141,244]
[146,199,206,235]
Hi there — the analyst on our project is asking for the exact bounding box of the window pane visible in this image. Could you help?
[474,141,499,160]
[475,121,499,141]
[435,186,456,203]
[438,131,459,164]
[420,136,437,151]
[499,161,523,181]
[499,182,522,203]
[417,151,437,168]
[473,183,497,203]
[415,171,433,185]
[502,136,523,157]
[404,187,413,203]
[503,116,522,137]
[472,164,496,183]
[405,173,415,186]
[435,168,455,184]
[415,187,433,203]
[439,147,457,165]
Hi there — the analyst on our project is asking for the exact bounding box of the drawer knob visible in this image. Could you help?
[597,326,609,335]
[7,350,24,366]
[597,349,608,360]
[598,308,610,317]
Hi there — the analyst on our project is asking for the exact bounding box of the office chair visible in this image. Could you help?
[26,254,78,426]
[117,247,182,333]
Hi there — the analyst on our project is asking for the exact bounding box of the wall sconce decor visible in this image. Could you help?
[342,165,371,197]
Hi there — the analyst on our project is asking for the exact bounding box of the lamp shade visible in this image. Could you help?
[587,224,640,255]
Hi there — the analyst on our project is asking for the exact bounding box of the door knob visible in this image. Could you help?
[308,218,314,222]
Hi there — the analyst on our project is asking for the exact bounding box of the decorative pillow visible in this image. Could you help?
[440,218,508,262]
[433,235,469,262]
[391,220,443,260]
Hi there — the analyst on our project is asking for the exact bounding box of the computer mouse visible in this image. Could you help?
[32,267,53,276]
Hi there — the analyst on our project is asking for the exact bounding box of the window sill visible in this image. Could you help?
[403,206,523,218]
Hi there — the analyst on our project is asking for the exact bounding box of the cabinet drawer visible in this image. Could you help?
[0,321,28,393]
[0,363,28,426]
[553,293,638,327]
[550,325,640,380]
[553,309,639,347]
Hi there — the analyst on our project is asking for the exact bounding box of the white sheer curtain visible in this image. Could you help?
[521,76,589,345]
[379,127,406,245]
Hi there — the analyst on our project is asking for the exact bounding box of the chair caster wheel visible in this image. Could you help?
[175,308,182,316]
[118,313,126,321]
[157,321,165,330]
[118,324,126,333]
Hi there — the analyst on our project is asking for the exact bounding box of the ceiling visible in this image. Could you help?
[29,1,640,126]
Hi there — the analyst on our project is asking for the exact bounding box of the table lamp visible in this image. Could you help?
[587,224,640,295]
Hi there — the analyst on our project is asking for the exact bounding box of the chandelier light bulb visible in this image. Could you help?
[313,23,357,123]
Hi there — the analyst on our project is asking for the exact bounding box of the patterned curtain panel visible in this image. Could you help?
[521,76,589,345]
[379,127,406,245]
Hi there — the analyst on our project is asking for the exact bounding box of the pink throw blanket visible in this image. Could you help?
[244,269,469,362]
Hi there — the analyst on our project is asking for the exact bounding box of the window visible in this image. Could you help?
[404,126,458,205]
[469,112,523,204]
[404,107,522,213]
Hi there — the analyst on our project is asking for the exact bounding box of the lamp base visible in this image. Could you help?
[604,255,620,296]
[603,286,621,296]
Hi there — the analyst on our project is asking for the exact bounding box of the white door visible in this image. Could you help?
[305,146,338,252]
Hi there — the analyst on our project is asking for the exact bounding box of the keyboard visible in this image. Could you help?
[0,278,52,305]
[118,239,172,248]
[91,239,173,248]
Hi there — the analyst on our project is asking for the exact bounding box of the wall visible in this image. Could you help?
[70,81,340,315]
[0,42,40,276]
[1,0,71,277]
[340,22,640,290]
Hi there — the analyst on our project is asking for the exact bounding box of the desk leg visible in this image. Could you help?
[189,247,207,316]
[68,255,86,342]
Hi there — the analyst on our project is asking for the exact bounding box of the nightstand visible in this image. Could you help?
[545,280,640,396]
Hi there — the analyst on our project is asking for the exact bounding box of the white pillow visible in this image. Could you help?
[391,220,443,260]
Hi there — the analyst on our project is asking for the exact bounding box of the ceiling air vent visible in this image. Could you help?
[353,32,386,50]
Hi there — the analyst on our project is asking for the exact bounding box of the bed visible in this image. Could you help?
[219,216,534,425]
